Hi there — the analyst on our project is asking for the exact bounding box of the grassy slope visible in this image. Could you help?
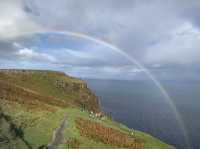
[0,100,63,147]
[60,108,175,149]
[0,70,82,102]
[0,70,175,149]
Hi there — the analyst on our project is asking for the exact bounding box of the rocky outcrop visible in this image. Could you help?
[54,78,101,112]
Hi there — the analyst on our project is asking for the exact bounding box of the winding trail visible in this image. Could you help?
[46,113,68,149]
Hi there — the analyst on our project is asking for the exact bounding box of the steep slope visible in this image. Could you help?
[0,69,175,149]
[0,107,30,149]
[0,69,100,112]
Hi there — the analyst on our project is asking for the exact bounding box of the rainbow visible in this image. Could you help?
[20,30,191,148]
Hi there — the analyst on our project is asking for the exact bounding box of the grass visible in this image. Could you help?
[0,69,175,149]
[60,108,175,149]
[65,138,81,149]
[0,99,66,148]
[75,117,143,148]
[0,100,175,149]
[0,69,100,112]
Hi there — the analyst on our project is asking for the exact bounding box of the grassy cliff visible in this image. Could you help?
[0,69,175,149]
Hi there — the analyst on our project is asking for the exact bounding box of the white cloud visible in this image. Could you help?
[16,48,56,63]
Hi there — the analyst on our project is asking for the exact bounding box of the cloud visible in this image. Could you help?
[0,0,43,39]
[0,40,18,60]
[51,43,131,67]
[16,48,56,63]
[59,65,144,80]
[12,0,199,64]
[1,0,200,79]
[145,22,200,64]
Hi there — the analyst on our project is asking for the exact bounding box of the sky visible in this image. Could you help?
[0,0,200,80]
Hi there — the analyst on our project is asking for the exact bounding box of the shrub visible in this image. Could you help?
[76,118,144,149]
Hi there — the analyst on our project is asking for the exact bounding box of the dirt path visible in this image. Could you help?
[45,113,67,149]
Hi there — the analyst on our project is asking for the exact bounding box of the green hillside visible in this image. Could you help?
[0,69,175,149]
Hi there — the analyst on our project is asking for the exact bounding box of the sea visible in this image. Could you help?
[85,79,200,149]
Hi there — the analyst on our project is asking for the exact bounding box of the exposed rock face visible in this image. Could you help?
[55,78,101,112]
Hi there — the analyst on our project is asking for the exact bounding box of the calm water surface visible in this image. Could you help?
[86,79,200,149]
